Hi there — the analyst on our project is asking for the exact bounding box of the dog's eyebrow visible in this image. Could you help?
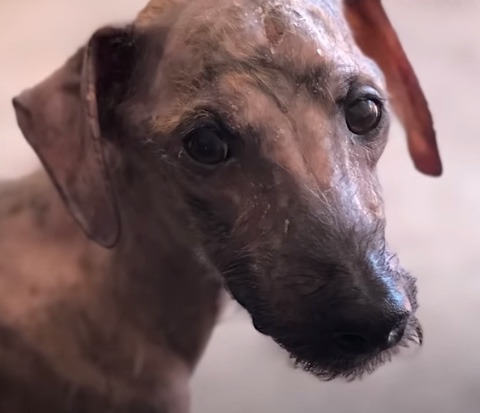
[237,52,334,84]
[170,63,358,129]
[192,59,318,113]
[223,53,364,102]
[168,50,365,129]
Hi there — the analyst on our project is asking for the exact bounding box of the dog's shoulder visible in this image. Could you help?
[0,169,106,334]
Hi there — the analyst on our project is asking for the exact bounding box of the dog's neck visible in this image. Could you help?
[0,169,223,409]
[109,153,225,363]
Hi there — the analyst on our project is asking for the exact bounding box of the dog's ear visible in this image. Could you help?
[343,0,442,177]
[12,26,139,247]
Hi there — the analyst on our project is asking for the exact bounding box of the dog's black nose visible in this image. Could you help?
[332,311,409,356]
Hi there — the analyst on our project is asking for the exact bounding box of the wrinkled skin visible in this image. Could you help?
[3,0,432,411]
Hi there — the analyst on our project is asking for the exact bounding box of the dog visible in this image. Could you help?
[0,0,442,411]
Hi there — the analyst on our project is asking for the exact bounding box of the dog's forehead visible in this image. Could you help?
[179,0,344,36]
[142,0,385,134]
[188,0,342,51]
[162,0,376,78]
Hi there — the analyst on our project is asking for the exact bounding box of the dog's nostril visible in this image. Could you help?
[334,332,371,355]
[385,321,407,349]
[332,315,409,355]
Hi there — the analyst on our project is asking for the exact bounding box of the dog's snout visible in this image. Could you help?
[332,304,411,356]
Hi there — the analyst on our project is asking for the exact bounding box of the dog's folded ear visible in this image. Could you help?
[343,0,442,177]
[12,26,139,247]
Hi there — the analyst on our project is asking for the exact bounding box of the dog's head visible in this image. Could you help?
[12,0,441,380]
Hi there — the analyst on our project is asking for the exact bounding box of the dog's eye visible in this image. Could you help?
[344,97,382,135]
[183,128,229,165]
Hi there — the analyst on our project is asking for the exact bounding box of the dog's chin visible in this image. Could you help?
[270,319,423,382]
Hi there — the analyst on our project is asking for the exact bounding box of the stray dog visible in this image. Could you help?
[0,0,442,411]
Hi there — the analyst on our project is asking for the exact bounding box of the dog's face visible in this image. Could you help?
[132,0,421,380]
[13,0,440,380]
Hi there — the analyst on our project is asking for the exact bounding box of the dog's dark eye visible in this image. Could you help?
[183,128,229,165]
[344,97,382,135]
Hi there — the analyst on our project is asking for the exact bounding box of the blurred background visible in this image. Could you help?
[1,0,479,412]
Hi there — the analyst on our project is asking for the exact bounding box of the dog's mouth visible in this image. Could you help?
[269,316,423,381]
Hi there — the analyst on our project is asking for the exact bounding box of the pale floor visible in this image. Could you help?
[1,1,480,412]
